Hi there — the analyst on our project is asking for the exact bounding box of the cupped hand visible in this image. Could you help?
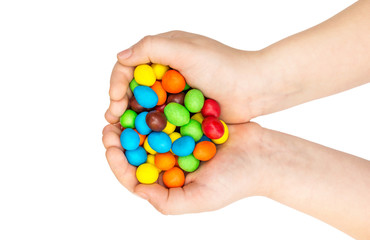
[102,122,271,214]
[106,31,268,124]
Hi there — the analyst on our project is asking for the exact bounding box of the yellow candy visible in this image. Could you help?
[191,113,204,124]
[146,154,161,172]
[136,163,159,184]
[212,120,229,144]
[134,64,156,86]
[144,137,157,155]
[169,132,181,143]
[162,121,176,135]
[151,63,169,80]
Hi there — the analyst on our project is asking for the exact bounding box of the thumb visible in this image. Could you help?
[117,35,189,69]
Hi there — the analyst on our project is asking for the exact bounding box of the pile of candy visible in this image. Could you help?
[119,63,229,188]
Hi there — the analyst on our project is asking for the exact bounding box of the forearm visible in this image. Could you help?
[261,128,370,239]
[256,0,370,116]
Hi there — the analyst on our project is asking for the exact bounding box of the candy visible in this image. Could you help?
[129,96,146,113]
[155,104,166,113]
[146,110,167,132]
[120,128,140,150]
[166,92,185,105]
[134,64,156,86]
[169,132,182,143]
[191,112,204,124]
[144,137,156,155]
[183,83,190,91]
[133,129,146,145]
[151,81,167,106]
[147,132,172,153]
[201,99,221,118]
[202,116,224,139]
[135,111,152,135]
[178,154,200,172]
[125,146,147,166]
[162,70,186,93]
[172,136,195,157]
[134,86,158,108]
[155,152,176,171]
[136,163,159,184]
[180,119,203,142]
[212,120,229,144]
[196,134,211,143]
[146,154,156,165]
[162,121,176,135]
[129,78,139,92]
[151,63,169,80]
[163,167,185,188]
[120,109,137,129]
[164,102,190,126]
[184,89,204,113]
[193,141,217,161]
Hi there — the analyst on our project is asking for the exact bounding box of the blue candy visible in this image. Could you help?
[125,146,147,166]
[147,132,172,153]
[135,111,152,135]
[172,136,195,157]
[196,134,211,144]
[134,86,158,108]
[120,128,140,150]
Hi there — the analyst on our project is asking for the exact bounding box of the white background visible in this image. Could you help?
[0,0,368,239]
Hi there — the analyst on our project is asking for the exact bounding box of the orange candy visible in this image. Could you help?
[162,70,186,94]
[163,167,185,188]
[155,152,176,171]
[134,129,146,145]
[151,81,167,105]
[193,141,217,161]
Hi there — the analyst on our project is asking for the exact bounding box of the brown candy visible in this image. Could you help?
[166,92,185,105]
[155,104,166,113]
[129,96,146,113]
[146,110,167,132]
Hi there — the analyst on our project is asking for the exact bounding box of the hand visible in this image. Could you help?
[106,31,272,124]
[102,122,270,214]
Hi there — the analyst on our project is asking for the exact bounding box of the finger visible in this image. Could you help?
[108,95,129,119]
[102,125,122,150]
[102,123,121,136]
[109,62,133,101]
[117,34,192,69]
[105,109,119,124]
[106,146,138,192]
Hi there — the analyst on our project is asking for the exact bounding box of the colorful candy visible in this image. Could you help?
[164,102,190,126]
[135,111,152,135]
[146,110,167,132]
[151,63,169,80]
[162,70,186,93]
[202,116,224,139]
[120,128,140,150]
[212,120,229,144]
[151,81,167,106]
[163,167,185,188]
[180,119,203,142]
[147,132,172,153]
[155,152,176,171]
[178,154,200,172]
[172,136,195,157]
[136,163,159,184]
[120,109,137,129]
[193,141,217,161]
[166,92,185,105]
[201,99,221,118]
[134,86,158,108]
[184,89,205,113]
[134,64,156,86]
[125,146,147,166]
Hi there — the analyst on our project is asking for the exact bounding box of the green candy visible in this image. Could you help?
[129,78,139,93]
[183,83,190,91]
[120,109,137,128]
[180,119,203,142]
[164,103,190,127]
[184,89,205,113]
[178,154,200,172]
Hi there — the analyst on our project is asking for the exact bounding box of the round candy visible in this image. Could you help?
[169,132,182,143]
[212,120,229,144]
[125,146,147,166]
[183,83,190,91]
[162,121,176,135]
[135,111,152,135]
[151,81,167,106]
[134,64,156,86]
[166,92,185,105]
[163,167,185,188]
[172,136,195,157]
[202,116,224,139]
[129,78,139,92]
[201,99,221,118]
[196,134,211,143]
[146,154,155,165]
[162,70,186,93]
[120,109,137,129]
[193,141,217,161]
[133,129,146,145]
[144,137,156,155]
[134,86,158,108]
[129,96,146,113]
[191,112,204,124]
[164,103,190,126]
[146,110,167,132]
[155,152,176,171]
[151,63,169,80]
[120,128,140,150]
[155,104,166,113]
[184,89,205,113]
[178,154,200,172]
[136,163,159,184]
[147,132,172,153]
[180,119,203,142]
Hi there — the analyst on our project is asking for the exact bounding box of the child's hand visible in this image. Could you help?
[102,122,270,214]
[107,31,269,124]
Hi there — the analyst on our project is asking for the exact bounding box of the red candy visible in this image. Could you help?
[155,104,166,113]
[202,117,224,139]
[201,99,221,118]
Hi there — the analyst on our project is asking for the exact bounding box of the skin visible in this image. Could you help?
[104,0,370,239]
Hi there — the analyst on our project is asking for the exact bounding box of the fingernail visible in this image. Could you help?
[135,192,148,200]
[117,48,132,59]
